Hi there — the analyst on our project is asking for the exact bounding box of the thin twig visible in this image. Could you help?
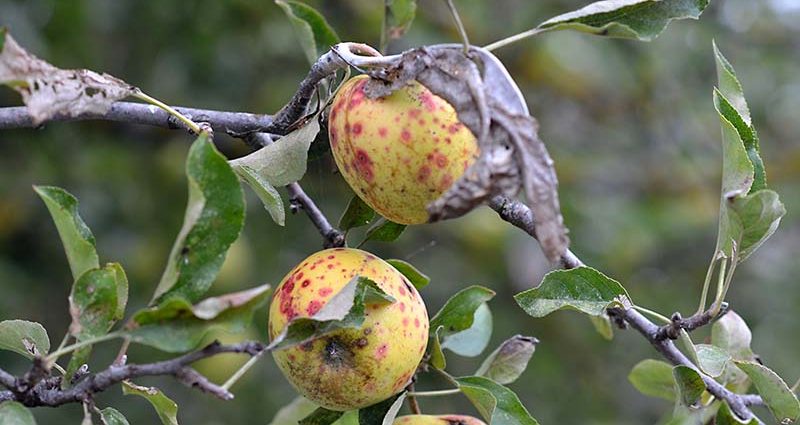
[2,341,264,407]
[405,382,422,414]
[483,28,545,52]
[443,0,470,53]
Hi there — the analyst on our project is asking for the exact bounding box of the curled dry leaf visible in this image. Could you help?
[0,32,135,125]
[340,43,568,261]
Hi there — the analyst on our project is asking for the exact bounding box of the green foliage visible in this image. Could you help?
[234,165,285,226]
[428,286,495,365]
[381,0,417,51]
[34,185,99,281]
[267,276,394,351]
[122,381,178,425]
[475,335,538,385]
[672,365,704,407]
[300,408,343,425]
[628,359,676,401]
[152,134,245,304]
[0,401,36,425]
[128,284,270,352]
[536,0,710,41]
[693,344,731,378]
[515,266,630,318]
[385,259,429,290]
[276,0,340,65]
[362,219,406,244]
[0,320,50,358]
[457,376,540,425]
[712,44,785,262]
[716,402,758,425]
[270,397,319,425]
[99,407,131,425]
[358,392,406,425]
[734,361,800,424]
[339,195,375,232]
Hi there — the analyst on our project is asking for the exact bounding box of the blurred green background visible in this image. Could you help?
[1,0,799,423]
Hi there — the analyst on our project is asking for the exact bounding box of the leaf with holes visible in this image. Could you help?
[268,276,394,351]
[515,267,630,318]
[152,133,245,304]
[128,284,270,353]
[0,320,50,359]
[276,1,340,66]
[0,32,135,125]
[535,0,710,41]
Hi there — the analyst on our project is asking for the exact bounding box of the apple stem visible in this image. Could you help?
[406,389,461,397]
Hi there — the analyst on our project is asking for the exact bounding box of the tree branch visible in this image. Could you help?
[2,341,264,408]
[489,194,764,421]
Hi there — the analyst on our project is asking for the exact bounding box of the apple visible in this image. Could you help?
[394,415,487,425]
[328,75,479,224]
[268,248,429,410]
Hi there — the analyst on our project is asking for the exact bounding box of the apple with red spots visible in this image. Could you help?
[268,248,429,411]
[394,415,487,425]
[328,74,480,225]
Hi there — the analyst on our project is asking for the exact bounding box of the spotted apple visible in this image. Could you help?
[394,415,487,425]
[328,74,479,225]
[268,248,429,411]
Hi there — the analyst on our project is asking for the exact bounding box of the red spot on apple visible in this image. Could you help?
[417,165,431,182]
[375,343,389,359]
[414,318,420,328]
[352,122,363,135]
[301,279,311,288]
[307,300,323,315]
[401,129,411,143]
[399,285,407,296]
[421,92,437,112]
[408,108,421,119]
[399,302,406,312]
[319,287,333,296]
[378,127,388,138]
[402,317,409,327]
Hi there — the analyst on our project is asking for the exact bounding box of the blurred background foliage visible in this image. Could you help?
[1,0,798,423]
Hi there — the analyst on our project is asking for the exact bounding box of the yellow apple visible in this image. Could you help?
[268,248,429,411]
[394,415,487,425]
[328,75,479,225]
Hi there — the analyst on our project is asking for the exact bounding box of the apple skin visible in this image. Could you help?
[268,248,429,411]
[394,415,487,425]
[328,74,479,225]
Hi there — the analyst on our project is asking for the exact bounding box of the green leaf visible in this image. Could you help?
[358,392,406,425]
[269,397,320,425]
[589,312,614,340]
[476,335,538,385]
[0,320,50,358]
[716,401,759,425]
[0,401,37,425]
[339,195,375,231]
[268,276,395,351]
[300,408,343,425]
[234,164,285,226]
[122,381,178,425]
[514,266,630,318]
[69,264,128,341]
[229,117,320,188]
[714,42,764,192]
[734,361,800,424]
[711,311,754,361]
[128,284,271,352]
[429,326,446,369]
[695,344,731,378]
[0,28,6,51]
[276,0,340,66]
[712,45,784,263]
[430,286,495,335]
[152,133,245,304]
[536,0,709,41]
[440,303,493,357]
[382,0,417,49]
[628,359,676,401]
[385,259,429,290]
[34,185,99,281]
[456,376,540,425]
[672,365,704,407]
[362,219,406,244]
[100,407,130,425]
